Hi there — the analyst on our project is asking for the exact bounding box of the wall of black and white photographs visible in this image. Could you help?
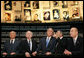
[1,1,83,23]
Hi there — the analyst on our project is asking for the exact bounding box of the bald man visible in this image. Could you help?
[19,31,37,57]
[2,31,20,57]
[64,27,83,56]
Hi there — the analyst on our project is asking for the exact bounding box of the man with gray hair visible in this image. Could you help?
[19,31,37,57]
[2,31,20,57]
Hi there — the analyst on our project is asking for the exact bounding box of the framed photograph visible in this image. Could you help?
[13,1,22,12]
[24,9,31,21]
[15,13,21,21]
[5,13,11,21]
[43,11,50,20]
[4,1,12,10]
[63,11,69,20]
[32,1,39,9]
[43,1,50,9]
[24,1,30,7]
[53,9,60,20]
[53,1,59,7]
[32,10,40,21]
[62,1,68,8]
[72,7,80,19]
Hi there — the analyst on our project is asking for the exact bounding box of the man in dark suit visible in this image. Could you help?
[2,31,20,57]
[64,27,83,57]
[19,31,37,57]
[32,28,56,56]
[55,30,67,55]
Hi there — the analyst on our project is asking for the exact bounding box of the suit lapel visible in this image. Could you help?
[44,37,46,49]
[75,36,80,46]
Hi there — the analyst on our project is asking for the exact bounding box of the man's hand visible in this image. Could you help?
[25,52,31,57]
[32,51,37,56]
[10,52,16,55]
[45,52,52,55]
[64,49,72,55]
[2,52,7,56]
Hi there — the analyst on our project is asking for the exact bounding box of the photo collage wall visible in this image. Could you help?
[1,1,83,23]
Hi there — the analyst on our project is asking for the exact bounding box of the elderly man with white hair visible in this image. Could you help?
[19,31,37,57]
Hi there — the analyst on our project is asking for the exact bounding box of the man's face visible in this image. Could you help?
[70,28,78,38]
[47,29,53,37]
[57,31,62,37]
[10,31,16,39]
[26,31,32,39]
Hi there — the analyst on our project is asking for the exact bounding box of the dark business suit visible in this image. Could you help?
[19,39,37,55]
[37,37,56,54]
[55,37,67,55]
[66,36,83,56]
[2,39,20,55]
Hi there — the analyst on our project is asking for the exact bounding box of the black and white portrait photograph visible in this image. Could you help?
[62,1,68,8]
[4,1,12,10]
[63,11,69,20]
[32,1,39,9]
[24,1,30,7]
[24,9,31,21]
[53,1,59,7]
[44,11,50,20]
[53,9,60,19]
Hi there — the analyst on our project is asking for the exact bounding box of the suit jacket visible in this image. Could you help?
[66,36,83,56]
[19,39,37,55]
[55,37,67,55]
[3,39,20,55]
[37,37,56,54]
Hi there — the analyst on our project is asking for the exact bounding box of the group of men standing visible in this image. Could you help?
[2,27,83,57]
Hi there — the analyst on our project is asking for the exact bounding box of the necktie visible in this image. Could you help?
[46,38,50,47]
[11,40,13,44]
[10,40,14,52]
[73,39,76,45]
[28,40,30,47]
[28,40,32,51]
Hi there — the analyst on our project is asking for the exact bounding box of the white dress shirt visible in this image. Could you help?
[46,36,51,41]
[27,39,32,51]
[10,39,15,44]
[73,35,78,45]
[60,36,63,40]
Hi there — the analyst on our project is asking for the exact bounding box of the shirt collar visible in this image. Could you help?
[27,39,32,42]
[10,39,15,43]
[73,35,78,41]
[47,36,51,40]
[60,36,63,40]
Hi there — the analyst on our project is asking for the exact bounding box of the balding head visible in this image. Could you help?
[26,31,33,40]
[47,28,54,37]
[10,31,16,39]
[70,27,78,38]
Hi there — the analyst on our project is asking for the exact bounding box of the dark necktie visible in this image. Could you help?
[11,40,13,44]
[56,38,60,47]
[28,40,30,47]
[10,40,14,52]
